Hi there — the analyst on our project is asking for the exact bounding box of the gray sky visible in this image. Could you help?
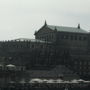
[0,0,90,40]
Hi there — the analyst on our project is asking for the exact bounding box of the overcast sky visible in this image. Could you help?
[0,0,90,40]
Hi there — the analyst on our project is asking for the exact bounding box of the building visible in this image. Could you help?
[35,21,88,55]
[0,21,90,79]
[35,21,90,79]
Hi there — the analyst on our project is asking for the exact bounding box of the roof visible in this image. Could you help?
[47,25,89,34]
[6,64,16,67]
[11,38,51,43]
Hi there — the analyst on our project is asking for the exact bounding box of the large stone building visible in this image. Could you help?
[35,21,90,79]
[35,21,88,54]
[0,21,90,79]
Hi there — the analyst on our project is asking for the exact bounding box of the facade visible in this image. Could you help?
[35,21,90,79]
[0,39,52,68]
[0,21,90,79]
[35,22,88,55]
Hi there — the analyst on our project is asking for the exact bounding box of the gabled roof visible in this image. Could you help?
[47,25,89,34]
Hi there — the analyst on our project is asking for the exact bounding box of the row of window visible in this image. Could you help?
[79,71,89,75]
[60,35,87,41]
[38,35,87,41]
[37,34,54,41]
[74,61,90,65]
[3,44,47,49]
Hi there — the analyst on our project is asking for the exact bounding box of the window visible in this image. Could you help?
[80,66,82,69]
[66,35,68,39]
[63,35,66,39]
[61,35,68,39]
[79,36,82,40]
[64,35,68,39]
[51,34,53,39]
[75,36,77,40]
[61,35,64,39]
[41,45,43,48]
[89,67,90,69]
[32,45,34,48]
[71,35,73,40]
[83,37,87,40]
[89,62,90,65]
[74,61,77,64]
[80,61,82,65]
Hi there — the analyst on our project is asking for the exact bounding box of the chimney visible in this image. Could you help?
[77,24,80,29]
